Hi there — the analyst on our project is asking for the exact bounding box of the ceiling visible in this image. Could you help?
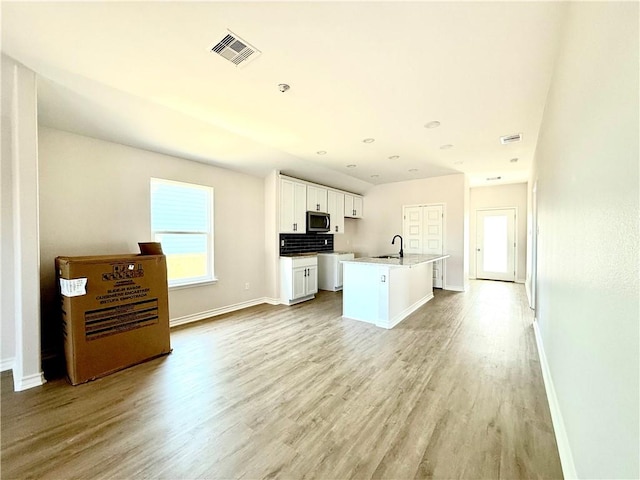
[1,1,567,194]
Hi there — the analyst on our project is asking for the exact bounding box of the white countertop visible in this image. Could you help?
[342,253,449,267]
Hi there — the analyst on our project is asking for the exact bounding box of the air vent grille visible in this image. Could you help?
[500,133,522,144]
[211,31,261,67]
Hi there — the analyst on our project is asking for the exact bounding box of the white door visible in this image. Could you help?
[403,206,423,253]
[423,205,444,288]
[327,190,345,234]
[476,208,516,282]
[306,265,318,295]
[403,204,444,288]
[292,267,306,299]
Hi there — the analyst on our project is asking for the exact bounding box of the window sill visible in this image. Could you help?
[168,278,219,291]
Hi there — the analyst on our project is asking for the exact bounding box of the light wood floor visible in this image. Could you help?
[1,280,562,479]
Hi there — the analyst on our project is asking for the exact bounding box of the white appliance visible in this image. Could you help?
[317,252,355,291]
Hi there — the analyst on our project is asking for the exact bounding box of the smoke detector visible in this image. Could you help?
[500,133,522,144]
[210,30,261,67]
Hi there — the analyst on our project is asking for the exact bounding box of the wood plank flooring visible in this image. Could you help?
[1,280,563,479]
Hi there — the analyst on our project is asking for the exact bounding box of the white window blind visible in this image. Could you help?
[150,178,214,287]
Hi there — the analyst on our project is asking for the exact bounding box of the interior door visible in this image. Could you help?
[403,206,423,253]
[423,205,444,288]
[403,204,444,288]
[476,208,516,281]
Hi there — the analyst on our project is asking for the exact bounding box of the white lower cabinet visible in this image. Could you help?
[280,256,318,305]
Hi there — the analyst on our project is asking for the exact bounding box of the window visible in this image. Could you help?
[150,178,214,287]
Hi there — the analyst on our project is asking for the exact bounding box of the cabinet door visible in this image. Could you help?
[327,190,345,234]
[293,182,307,232]
[307,185,328,212]
[344,194,354,217]
[353,196,363,218]
[280,179,296,233]
[292,267,307,299]
[305,265,318,295]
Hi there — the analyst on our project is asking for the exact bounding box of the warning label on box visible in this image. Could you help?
[85,299,159,340]
[95,281,151,305]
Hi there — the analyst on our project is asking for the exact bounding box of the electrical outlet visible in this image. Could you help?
[244,282,250,290]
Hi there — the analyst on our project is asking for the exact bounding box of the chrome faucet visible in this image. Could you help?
[392,235,404,257]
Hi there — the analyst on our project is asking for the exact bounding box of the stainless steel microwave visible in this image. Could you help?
[306,211,330,233]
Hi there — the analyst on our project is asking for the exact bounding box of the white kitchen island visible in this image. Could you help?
[342,254,449,329]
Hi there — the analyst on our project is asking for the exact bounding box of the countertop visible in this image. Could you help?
[342,253,450,267]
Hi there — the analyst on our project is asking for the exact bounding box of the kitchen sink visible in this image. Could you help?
[374,255,401,259]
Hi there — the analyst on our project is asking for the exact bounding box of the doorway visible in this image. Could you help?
[476,208,516,282]
[403,204,444,288]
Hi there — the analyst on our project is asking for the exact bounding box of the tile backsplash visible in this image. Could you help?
[280,234,334,255]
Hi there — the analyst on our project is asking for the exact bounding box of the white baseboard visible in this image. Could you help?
[170,297,277,327]
[1,357,15,372]
[13,371,46,391]
[533,320,578,479]
[382,292,434,329]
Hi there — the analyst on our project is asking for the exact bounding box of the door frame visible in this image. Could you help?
[475,207,517,282]
[402,203,446,288]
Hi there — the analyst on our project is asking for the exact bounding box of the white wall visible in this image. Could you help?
[333,217,358,253]
[1,55,16,371]
[469,183,527,283]
[38,128,267,339]
[1,55,46,390]
[353,174,467,291]
[263,171,279,302]
[532,2,639,478]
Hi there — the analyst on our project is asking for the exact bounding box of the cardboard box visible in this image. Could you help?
[56,254,171,385]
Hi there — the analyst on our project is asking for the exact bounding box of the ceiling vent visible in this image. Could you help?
[500,133,522,144]
[210,31,261,67]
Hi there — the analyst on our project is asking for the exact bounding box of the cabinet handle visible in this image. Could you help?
[335,225,338,232]
[317,203,320,211]
[293,223,297,231]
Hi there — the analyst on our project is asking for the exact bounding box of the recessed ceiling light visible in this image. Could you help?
[316,151,327,155]
[346,164,357,168]
[487,176,502,181]
[370,174,380,178]
[278,83,290,93]
[440,144,454,150]
[510,157,518,163]
[409,169,418,172]
[362,138,375,143]
[389,155,400,160]
[424,121,441,129]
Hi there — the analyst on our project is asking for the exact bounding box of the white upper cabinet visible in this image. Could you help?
[280,178,307,233]
[280,175,363,234]
[327,190,345,234]
[307,185,328,213]
[344,193,364,218]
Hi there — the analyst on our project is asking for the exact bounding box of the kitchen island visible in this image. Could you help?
[342,254,449,329]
